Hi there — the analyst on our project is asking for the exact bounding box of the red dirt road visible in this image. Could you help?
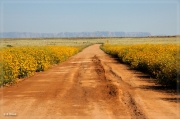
[0,44,180,119]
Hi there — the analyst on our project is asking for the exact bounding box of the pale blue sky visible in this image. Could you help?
[0,0,180,35]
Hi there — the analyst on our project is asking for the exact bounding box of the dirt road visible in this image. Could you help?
[0,44,179,119]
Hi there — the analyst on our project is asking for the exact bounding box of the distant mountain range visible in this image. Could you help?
[0,31,151,38]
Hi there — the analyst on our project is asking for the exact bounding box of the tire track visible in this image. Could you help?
[99,57,147,119]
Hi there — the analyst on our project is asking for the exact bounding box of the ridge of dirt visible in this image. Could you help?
[92,55,106,81]
[102,59,147,119]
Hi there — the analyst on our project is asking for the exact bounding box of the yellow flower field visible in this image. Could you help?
[101,44,180,86]
[0,46,82,86]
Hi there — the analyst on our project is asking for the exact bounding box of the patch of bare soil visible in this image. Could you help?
[0,44,179,119]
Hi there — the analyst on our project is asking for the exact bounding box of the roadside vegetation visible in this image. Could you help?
[0,46,83,86]
[101,44,180,87]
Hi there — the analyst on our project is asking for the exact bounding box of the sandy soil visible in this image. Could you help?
[0,44,179,119]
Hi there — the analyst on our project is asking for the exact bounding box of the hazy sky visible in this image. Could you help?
[0,0,180,35]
